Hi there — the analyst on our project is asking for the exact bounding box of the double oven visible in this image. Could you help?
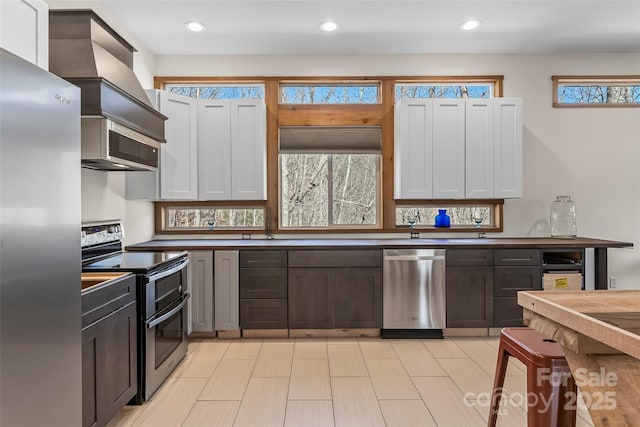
[82,221,189,403]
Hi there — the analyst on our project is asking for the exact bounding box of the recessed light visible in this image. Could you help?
[461,19,481,31]
[320,21,339,32]
[185,21,206,32]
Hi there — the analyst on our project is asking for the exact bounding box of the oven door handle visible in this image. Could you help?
[146,258,189,283]
[146,292,190,329]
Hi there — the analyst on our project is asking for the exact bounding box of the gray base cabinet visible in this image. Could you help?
[81,275,137,427]
[214,250,240,330]
[189,251,214,333]
[289,268,336,329]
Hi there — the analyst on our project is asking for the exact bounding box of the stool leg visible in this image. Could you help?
[488,343,510,427]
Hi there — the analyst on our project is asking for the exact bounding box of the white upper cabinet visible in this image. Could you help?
[159,90,199,200]
[493,98,523,198]
[394,98,434,199]
[465,99,495,198]
[198,99,266,200]
[432,99,465,199]
[0,0,48,69]
[395,97,523,200]
[198,100,232,199]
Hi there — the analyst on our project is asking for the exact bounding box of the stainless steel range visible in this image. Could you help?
[81,220,189,403]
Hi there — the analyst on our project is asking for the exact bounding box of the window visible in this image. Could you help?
[396,82,494,100]
[280,83,379,104]
[396,203,502,230]
[552,76,640,107]
[280,154,379,228]
[164,207,264,230]
[165,83,264,100]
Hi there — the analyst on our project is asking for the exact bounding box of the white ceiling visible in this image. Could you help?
[93,0,640,55]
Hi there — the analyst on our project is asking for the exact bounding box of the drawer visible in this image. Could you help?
[289,250,382,268]
[240,250,287,268]
[81,274,136,329]
[240,299,288,329]
[240,268,287,299]
[446,249,493,267]
[493,266,542,297]
[494,249,541,266]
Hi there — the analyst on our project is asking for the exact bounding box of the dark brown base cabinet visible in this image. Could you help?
[289,267,383,329]
[446,266,494,328]
[239,251,288,329]
[81,275,137,427]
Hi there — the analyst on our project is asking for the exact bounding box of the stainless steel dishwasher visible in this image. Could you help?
[382,249,446,338]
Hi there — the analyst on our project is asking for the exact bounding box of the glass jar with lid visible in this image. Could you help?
[550,195,577,238]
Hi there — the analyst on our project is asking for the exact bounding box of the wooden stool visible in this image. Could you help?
[488,327,577,427]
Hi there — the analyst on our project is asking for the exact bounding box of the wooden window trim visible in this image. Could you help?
[552,75,640,108]
[153,76,505,235]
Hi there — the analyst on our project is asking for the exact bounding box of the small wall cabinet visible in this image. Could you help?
[189,251,214,333]
[0,0,48,69]
[395,97,523,200]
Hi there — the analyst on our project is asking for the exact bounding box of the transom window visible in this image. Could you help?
[280,83,379,104]
[165,83,265,100]
[552,76,640,107]
[396,82,494,100]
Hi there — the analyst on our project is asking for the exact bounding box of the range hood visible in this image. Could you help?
[279,126,382,153]
[49,10,166,171]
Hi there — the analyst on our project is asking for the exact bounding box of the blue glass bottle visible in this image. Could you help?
[434,209,450,228]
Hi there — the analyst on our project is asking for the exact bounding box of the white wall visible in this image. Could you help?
[46,0,157,244]
[156,53,640,289]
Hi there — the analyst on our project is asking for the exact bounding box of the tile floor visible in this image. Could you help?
[107,336,595,427]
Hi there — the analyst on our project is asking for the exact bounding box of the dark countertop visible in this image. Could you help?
[126,237,633,251]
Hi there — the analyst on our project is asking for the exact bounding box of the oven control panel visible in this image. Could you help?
[81,220,124,247]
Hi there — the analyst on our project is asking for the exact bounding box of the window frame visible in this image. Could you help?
[552,75,640,108]
[395,200,503,232]
[279,81,382,104]
[278,153,382,230]
[153,75,505,235]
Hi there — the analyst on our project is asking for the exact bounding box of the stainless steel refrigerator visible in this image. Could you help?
[0,48,82,426]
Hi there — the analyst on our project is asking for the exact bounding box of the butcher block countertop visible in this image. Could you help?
[518,290,640,426]
[126,236,632,251]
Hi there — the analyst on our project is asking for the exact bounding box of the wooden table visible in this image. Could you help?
[518,290,640,427]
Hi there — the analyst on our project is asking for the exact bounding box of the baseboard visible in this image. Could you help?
[443,328,489,337]
[380,329,444,339]
[217,330,242,339]
[242,329,289,338]
[289,328,380,338]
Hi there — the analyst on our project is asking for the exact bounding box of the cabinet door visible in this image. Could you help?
[214,251,240,330]
[0,0,48,69]
[494,98,523,198]
[82,320,101,427]
[230,99,267,200]
[159,90,198,200]
[190,251,214,332]
[199,99,232,200]
[432,99,465,199]
[446,267,493,328]
[82,302,137,427]
[288,268,335,329]
[394,98,433,199]
[465,99,494,198]
[101,302,137,424]
[335,267,382,328]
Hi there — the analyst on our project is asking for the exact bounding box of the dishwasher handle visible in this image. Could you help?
[383,255,445,261]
